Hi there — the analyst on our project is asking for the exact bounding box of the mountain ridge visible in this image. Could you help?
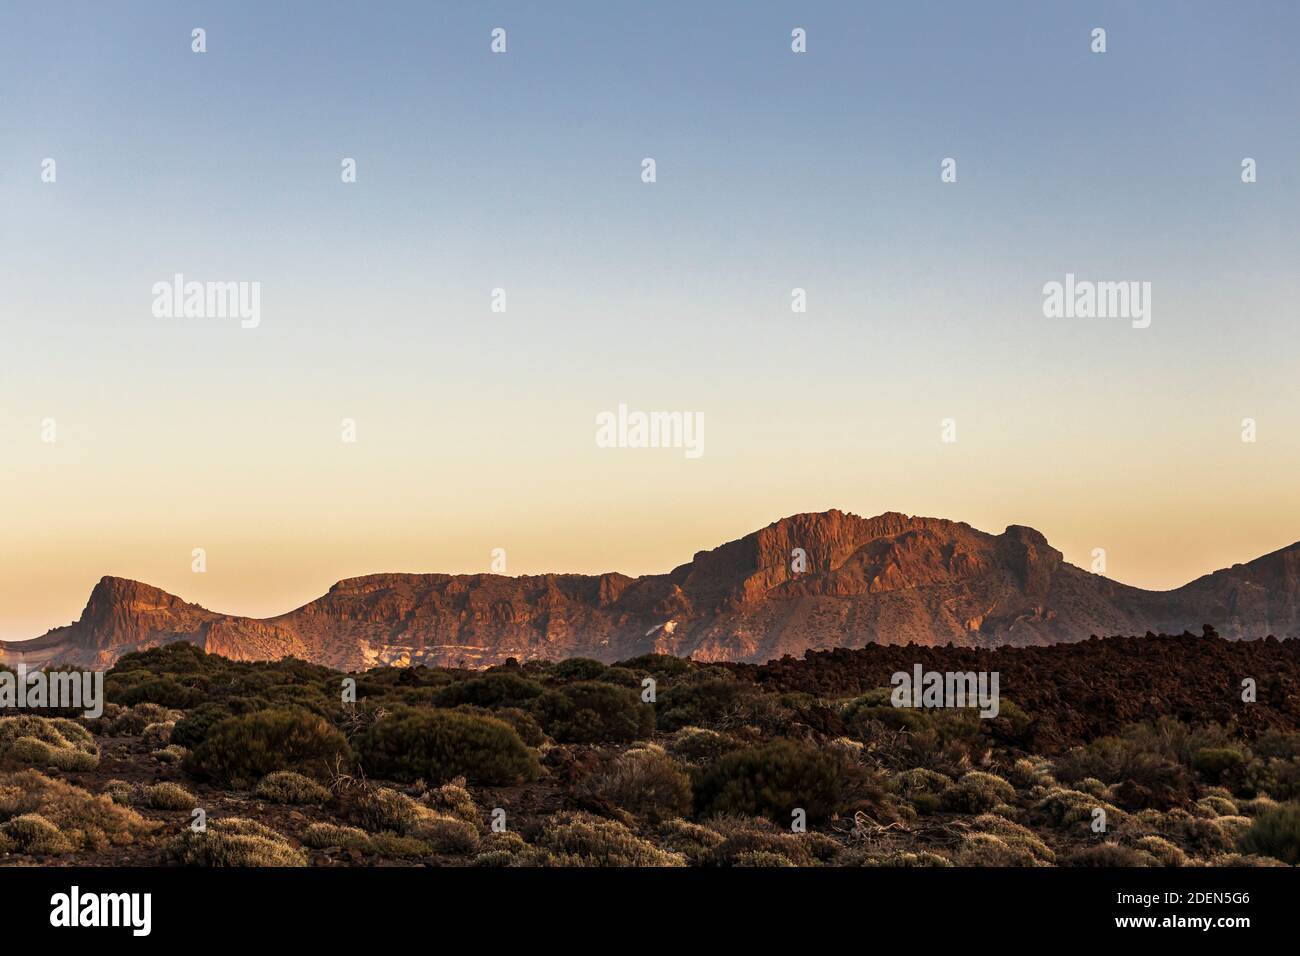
[5,509,1299,670]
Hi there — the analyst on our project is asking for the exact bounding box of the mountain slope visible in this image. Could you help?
[4,510,1299,669]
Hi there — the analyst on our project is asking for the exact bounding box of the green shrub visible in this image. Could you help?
[548,658,609,682]
[169,817,306,867]
[693,739,847,824]
[301,822,371,852]
[668,726,739,764]
[432,673,545,709]
[0,715,98,771]
[532,682,653,744]
[1239,802,1300,865]
[580,745,692,821]
[941,772,1016,814]
[113,677,202,709]
[1,813,72,854]
[140,782,196,811]
[170,703,236,749]
[357,706,537,786]
[255,771,331,805]
[535,811,683,866]
[1192,747,1247,783]
[655,678,763,732]
[1061,843,1157,867]
[185,708,352,788]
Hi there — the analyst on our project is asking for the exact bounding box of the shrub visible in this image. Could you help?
[703,816,814,866]
[108,703,182,736]
[1,813,72,855]
[1239,802,1300,865]
[579,745,692,821]
[411,815,480,855]
[432,673,544,709]
[452,705,546,747]
[185,708,351,787]
[954,833,1042,867]
[1132,835,1188,866]
[169,817,306,867]
[152,744,187,764]
[655,678,763,732]
[532,682,653,744]
[1192,747,1246,783]
[668,726,739,764]
[970,814,1055,864]
[420,778,479,824]
[103,780,134,806]
[140,782,196,811]
[0,715,98,771]
[170,703,235,749]
[256,771,331,805]
[535,811,683,866]
[1062,843,1158,867]
[368,832,432,859]
[548,658,609,683]
[113,677,201,710]
[301,822,371,852]
[658,818,725,864]
[357,707,537,786]
[941,772,1016,814]
[693,739,847,824]
[1033,788,1128,832]
[0,770,155,850]
[346,787,425,834]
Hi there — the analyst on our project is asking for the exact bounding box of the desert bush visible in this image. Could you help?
[532,682,653,744]
[1033,788,1127,831]
[301,822,372,852]
[1239,802,1300,865]
[112,677,201,710]
[703,816,815,866]
[667,726,738,764]
[357,706,537,786]
[451,704,546,747]
[616,653,694,679]
[1131,835,1188,866]
[847,849,952,867]
[1061,843,1157,867]
[368,832,432,859]
[185,708,352,787]
[419,778,479,824]
[891,768,953,798]
[0,715,98,771]
[1191,747,1247,784]
[141,722,174,748]
[655,678,766,733]
[411,815,480,855]
[970,814,1055,864]
[535,811,683,866]
[103,779,134,806]
[432,673,544,709]
[580,745,692,821]
[169,702,235,749]
[547,658,610,683]
[108,703,182,736]
[1196,795,1239,817]
[256,771,331,805]
[658,818,725,864]
[152,744,187,764]
[941,771,1016,814]
[346,786,425,834]
[1,813,72,854]
[694,739,847,824]
[0,770,154,850]
[169,817,306,867]
[953,833,1042,867]
[140,782,196,811]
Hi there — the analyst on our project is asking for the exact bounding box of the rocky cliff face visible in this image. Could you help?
[5,510,1299,670]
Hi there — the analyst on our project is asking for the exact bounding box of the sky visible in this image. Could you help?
[1,1,1298,641]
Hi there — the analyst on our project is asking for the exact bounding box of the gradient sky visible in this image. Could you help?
[2,1,1298,641]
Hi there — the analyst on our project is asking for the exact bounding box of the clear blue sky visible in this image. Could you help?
[1,1,1298,640]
